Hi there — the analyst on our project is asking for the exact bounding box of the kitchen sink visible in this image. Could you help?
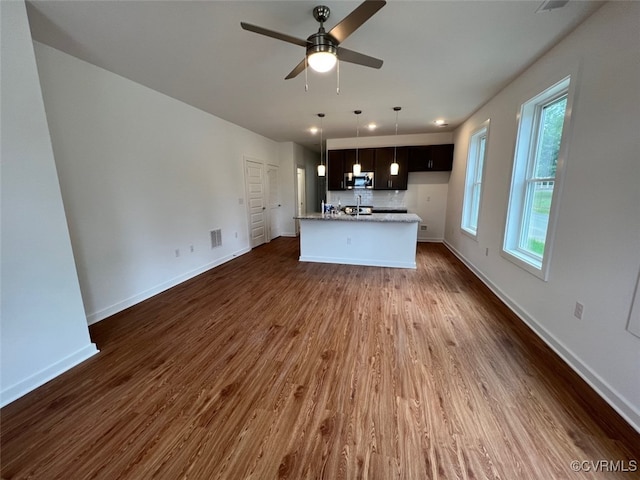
[344,206,373,215]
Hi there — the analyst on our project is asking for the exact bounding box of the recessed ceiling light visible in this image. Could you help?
[309,127,319,134]
[434,119,446,126]
[367,123,377,131]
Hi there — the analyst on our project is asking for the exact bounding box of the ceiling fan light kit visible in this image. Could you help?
[307,6,338,73]
[307,51,337,73]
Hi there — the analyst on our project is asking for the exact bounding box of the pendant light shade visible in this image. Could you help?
[317,113,326,177]
[391,106,401,176]
[353,110,362,175]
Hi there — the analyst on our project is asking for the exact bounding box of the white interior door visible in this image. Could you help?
[245,160,266,248]
[266,164,280,241]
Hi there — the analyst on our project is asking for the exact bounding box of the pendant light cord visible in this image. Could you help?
[355,111,360,165]
[394,108,399,162]
[320,115,324,166]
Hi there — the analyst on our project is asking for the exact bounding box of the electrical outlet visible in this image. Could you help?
[574,302,584,320]
[485,248,489,256]
[190,245,194,253]
[420,225,428,231]
[175,249,180,258]
[235,231,238,238]
[347,237,351,245]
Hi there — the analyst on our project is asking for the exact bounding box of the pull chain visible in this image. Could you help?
[305,56,309,92]
[336,58,340,95]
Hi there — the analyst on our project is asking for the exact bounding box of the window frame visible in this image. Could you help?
[502,74,576,281]
[461,119,490,239]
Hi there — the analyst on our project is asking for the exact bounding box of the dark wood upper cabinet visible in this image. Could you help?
[328,145,424,190]
[408,144,454,172]
[344,148,375,172]
[374,147,409,190]
[327,150,345,190]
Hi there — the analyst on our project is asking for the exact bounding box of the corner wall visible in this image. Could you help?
[1,1,98,406]
[33,42,284,324]
[444,2,640,430]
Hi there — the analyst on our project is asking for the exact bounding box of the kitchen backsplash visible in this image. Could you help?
[326,190,407,208]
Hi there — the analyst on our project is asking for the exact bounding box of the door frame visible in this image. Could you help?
[244,156,268,248]
[266,163,280,242]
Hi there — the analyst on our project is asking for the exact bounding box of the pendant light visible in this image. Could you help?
[391,106,401,176]
[317,113,326,177]
[353,110,362,175]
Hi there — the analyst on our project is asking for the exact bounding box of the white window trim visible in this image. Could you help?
[502,73,577,281]
[461,119,490,239]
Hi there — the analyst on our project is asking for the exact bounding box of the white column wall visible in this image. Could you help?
[1,1,98,406]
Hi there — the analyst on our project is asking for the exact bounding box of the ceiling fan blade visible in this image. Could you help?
[285,59,307,80]
[240,22,309,48]
[337,47,383,69]
[328,0,386,44]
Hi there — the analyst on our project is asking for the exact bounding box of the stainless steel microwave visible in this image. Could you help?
[344,172,374,189]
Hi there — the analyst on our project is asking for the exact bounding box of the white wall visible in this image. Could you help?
[327,132,454,241]
[33,42,286,324]
[445,2,640,431]
[0,1,98,406]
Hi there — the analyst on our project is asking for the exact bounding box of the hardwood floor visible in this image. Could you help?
[1,238,638,479]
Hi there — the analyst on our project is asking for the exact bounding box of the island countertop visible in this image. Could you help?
[294,212,422,223]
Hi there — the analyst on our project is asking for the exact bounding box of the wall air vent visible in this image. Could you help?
[210,229,222,249]
[536,0,569,13]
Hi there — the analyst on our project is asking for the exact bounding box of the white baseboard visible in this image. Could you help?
[443,240,640,433]
[87,247,251,325]
[299,255,416,269]
[1,343,99,407]
[418,237,444,243]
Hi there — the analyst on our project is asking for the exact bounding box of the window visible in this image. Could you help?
[503,76,574,280]
[461,120,490,237]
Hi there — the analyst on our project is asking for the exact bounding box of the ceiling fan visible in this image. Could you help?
[241,0,386,80]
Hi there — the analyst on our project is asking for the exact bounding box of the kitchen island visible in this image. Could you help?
[294,212,422,269]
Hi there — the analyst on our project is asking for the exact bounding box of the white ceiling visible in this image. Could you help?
[26,0,603,150]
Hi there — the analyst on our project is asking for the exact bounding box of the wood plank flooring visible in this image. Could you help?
[1,238,638,479]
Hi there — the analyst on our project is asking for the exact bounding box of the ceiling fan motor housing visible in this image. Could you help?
[307,31,338,57]
[308,6,337,57]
